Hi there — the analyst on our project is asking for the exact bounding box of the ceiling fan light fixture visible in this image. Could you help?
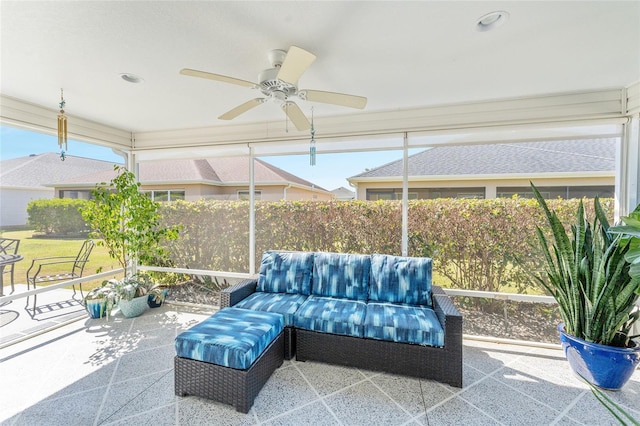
[120,73,144,84]
[475,11,509,32]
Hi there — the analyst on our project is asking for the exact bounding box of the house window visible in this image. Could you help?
[428,188,485,199]
[366,190,418,201]
[59,190,92,200]
[238,190,262,201]
[142,190,185,202]
[367,191,394,201]
[367,188,482,200]
[497,186,614,199]
[170,191,185,201]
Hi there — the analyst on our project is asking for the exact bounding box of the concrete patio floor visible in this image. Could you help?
[1,287,639,426]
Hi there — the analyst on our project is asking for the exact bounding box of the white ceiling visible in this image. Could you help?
[1,1,639,135]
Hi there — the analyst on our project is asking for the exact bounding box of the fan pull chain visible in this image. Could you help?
[285,102,289,133]
[310,107,316,166]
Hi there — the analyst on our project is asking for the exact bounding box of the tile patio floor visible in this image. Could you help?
[1,286,639,426]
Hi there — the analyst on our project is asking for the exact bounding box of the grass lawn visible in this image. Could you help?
[1,229,121,291]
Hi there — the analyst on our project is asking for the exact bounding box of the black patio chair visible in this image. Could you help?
[26,239,95,314]
[0,237,21,293]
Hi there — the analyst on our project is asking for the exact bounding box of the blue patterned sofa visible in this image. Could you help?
[222,251,463,388]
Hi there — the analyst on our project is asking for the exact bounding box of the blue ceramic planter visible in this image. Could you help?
[86,300,107,319]
[118,295,148,318]
[558,323,640,390]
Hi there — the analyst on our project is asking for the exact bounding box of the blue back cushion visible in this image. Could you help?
[257,251,314,295]
[369,254,432,306]
[312,252,370,300]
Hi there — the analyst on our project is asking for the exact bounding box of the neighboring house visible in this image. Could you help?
[348,139,616,201]
[52,157,332,202]
[0,153,118,228]
[331,187,356,201]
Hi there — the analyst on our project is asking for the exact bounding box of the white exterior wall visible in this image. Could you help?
[0,187,54,227]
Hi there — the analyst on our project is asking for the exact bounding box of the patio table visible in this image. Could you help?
[0,254,23,296]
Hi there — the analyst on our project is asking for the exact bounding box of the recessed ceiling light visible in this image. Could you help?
[476,11,509,32]
[120,73,144,84]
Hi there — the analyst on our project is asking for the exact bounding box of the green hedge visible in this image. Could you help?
[159,197,614,294]
[27,198,90,235]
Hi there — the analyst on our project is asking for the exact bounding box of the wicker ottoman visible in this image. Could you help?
[174,307,285,413]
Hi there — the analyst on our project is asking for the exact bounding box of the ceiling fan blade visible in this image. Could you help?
[281,101,311,131]
[299,89,367,109]
[276,46,316,85]
[180,68,256,88]
[219,98,265,120]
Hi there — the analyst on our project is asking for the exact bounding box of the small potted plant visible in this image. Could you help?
[83,280,117,319]
[115,275,154,318]
[147,284,169,308]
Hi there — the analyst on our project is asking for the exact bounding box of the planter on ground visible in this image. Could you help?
[118,295,149,318]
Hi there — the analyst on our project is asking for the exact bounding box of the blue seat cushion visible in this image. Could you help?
[257,251,314,295]
[174,307,284,370]
[294,295,367,338]
[312,252,370,300]
[364,302,444,347]
[234,291,308,326]
[369,254,433,307]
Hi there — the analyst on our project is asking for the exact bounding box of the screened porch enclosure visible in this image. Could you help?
[130,121,633,346]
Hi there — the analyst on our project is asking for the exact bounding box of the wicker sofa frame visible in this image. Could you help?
[221,279,463,388]
[174,332,284,413]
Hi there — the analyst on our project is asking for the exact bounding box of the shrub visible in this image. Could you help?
[27,198,89,235]
[158,197,614,295]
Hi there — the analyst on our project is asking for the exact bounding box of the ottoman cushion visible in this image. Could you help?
[174,307,284,370]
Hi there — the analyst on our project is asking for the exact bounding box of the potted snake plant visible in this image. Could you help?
[530,183,640,390]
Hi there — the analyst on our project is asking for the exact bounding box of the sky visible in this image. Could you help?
[0,125,413,190]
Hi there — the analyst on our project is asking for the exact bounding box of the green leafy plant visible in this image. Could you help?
[580,374,640,425]
[609,204,640,282]
[80,165,179,277]
[114,274,156,301]
[530,183,640,347]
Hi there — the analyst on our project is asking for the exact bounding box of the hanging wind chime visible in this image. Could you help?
[309,107,316,166]
[57,89,67,161]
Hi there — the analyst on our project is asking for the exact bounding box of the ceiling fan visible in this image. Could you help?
[180,46,367,131]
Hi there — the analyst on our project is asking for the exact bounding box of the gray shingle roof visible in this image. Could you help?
[349,139,616,179]
[46,156,327,191]
[0,153,118,189]
[331,187,356,199]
